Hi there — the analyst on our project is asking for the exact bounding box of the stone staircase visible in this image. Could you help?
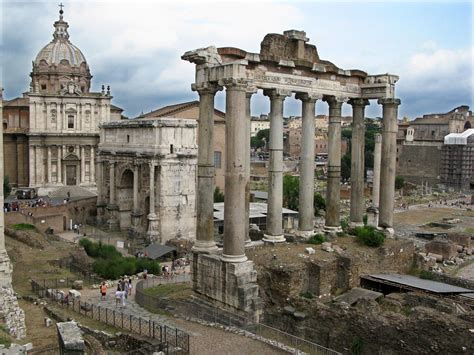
[48,186,97,200]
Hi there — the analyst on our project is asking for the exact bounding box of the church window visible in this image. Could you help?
[170,144,174,154]
[214,151,222,168]
[127,135,130,143]
[41,84,47,90]
[68,115,74,129]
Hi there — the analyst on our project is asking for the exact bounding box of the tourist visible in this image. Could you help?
[100,282,107,301]
[123,278,129,299]
[128,278,133,296]
[114,290,122,307]
[121,290,126,307]
[143,269,148,280]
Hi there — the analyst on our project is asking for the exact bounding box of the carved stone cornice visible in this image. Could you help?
[378,98,401,106]
[348,98,370,107]
[295,92,323,103]
[246,83,258,97]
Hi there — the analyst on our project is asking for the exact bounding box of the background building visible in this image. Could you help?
[2,9,122,191]
[441,129,474,191]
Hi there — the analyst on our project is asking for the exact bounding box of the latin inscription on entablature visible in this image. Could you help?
[252,71,360,96]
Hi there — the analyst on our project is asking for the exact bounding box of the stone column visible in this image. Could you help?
[47,146,52,184]
[221,79,248,263]
[29,145,35,186]
[295,93,319,237]
[0,88,13,287]
[349,99,369,226]
[96,160,106,225]
[245,88,257,245]
[146,162,159,243]
[80,146,85,184]
[263,89,290,243]
[130,163,142,238]
[378,98,401,233]
[57,145,62,184]
[106,161,119,230]
[193,83,221,253]
[90,146,95,184]
[324,96,345,233]
[372,133,382,207]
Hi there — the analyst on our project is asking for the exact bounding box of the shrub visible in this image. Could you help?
[363,214,368,226]
[340,216,350,232]
[419,270,435,280]
[300,291,314,299]
[214,187,224,203]
[353,225,385,247]
[314,192,326,216]
[307,234,325,245]
[3,176,11,197]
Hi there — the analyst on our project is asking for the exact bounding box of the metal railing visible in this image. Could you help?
[31,279,190,354]
[135,278,341,355]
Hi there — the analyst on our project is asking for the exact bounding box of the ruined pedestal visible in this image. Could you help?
[0,250,12,288]
[146,213,159,244]
[192,252,263,323]
[57,321,85,354]
[106,204,119,231]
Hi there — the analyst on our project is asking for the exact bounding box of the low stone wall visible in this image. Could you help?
[0,286,26,339]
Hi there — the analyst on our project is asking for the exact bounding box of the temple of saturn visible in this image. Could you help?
[183,30,399,320]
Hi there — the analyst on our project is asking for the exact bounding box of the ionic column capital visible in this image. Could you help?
[263,88,292,100]
[192,82,222,95]
[108,161,115,167]
[323,95,349,108]
[219,78,249,91]
[348,98,370,107]
[295,92,323,103]
[377,98,401,107]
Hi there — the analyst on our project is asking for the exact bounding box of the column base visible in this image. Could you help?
[323,225,342,234]
[220,253,248,263]
[348,221,364,229]
[146,213,160,244]
[377,226,395,238]
[295,229,314,239]
[262,234,286,243]
[0,250,12,288]
[192,240,219,254]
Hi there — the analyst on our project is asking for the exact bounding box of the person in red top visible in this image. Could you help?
[100,282,107,301]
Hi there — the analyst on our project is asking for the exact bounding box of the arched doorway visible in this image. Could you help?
[464,121,472,130]
[118,169,133,229]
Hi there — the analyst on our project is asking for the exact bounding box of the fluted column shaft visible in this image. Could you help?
[378,98,401,229]
[47,146,52,184]
[149,162,156,216]
[90,146,95,183]
[57,146,62,184]
[109,162,116,205]
[324,97,344,230]
[349,99,369,225]
[296,93,318,236]
[263,89,289,242]
[222,80,248,262]
[29,145,36,186]
[133,164,139,212]
[194,83,220,253]
[372,133,382,207]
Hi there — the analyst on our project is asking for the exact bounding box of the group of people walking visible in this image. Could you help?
[99,277,132,307]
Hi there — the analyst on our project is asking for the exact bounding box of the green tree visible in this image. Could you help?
[341,152,351,181]
[251,128,270,149]
[314,192,326,216]
[3,176,11,197]
[395,176,405,190]
[283,175,299,210]
[214,186,225,202]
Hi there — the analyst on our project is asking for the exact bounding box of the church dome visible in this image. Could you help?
[30,7,92,95]
[34,9,87,67]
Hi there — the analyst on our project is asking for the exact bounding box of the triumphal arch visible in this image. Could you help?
[183,30,400,320]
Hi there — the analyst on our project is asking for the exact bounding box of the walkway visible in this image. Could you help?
[81,277,284,355]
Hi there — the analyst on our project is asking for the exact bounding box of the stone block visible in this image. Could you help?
[321,242,334,253]
[425,240,458,260]
[72,280,83,290]
[57,321,85,353]
[44,317,52,327]
[447,234,471,249]
[305,247,316,255]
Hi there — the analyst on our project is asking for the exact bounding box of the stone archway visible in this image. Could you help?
[118,169,133,229]
[465,121,471,130]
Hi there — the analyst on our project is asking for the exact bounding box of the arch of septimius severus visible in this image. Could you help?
[183,30,399,320]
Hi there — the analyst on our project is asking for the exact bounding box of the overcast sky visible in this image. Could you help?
[1,0,473,119]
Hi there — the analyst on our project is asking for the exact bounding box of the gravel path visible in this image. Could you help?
[81,281,285,355]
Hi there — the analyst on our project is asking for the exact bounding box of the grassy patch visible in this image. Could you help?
[0,323,11,348]
[12,223,36,231]
[143,283,191,299]
[464,227,474,235]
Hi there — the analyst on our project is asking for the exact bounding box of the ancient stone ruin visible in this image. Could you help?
[183,30,400,320]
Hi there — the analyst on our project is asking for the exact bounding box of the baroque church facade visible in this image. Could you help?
[2,8,122,192]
